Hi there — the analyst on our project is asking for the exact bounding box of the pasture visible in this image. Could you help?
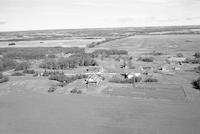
[0,38,103,48]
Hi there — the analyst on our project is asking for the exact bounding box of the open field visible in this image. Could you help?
[0,27,200,134]
[87,34,200,57]
[0,92,200,134]
[0,39,103,48]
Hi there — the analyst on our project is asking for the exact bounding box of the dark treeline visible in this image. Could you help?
[49,73,88,83]
[0,47,85,59]
[40,53,98,69]
[91,49,128,57]
[86,37,127,48]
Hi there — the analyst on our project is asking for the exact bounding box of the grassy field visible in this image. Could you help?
[0,92,200,134]
[0,39,103,48]
[87,34,200,57]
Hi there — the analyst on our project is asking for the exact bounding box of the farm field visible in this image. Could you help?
[0,29,200,134]
[0,39,103,48]
[87,34,200,57]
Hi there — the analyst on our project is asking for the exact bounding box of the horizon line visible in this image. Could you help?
[0,24,200,33]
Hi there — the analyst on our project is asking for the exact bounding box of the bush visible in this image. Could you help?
[48,86,56,92]
[192,77,200,90]
[0,76,9,83]
[144,77,158,82]
[15,61,30,71]
[137,57,154,62]
[57,82,67,87]
[23,69,35,74]
[70,88,82,94]
[11,72,24,76]
[194,52,200,58]
[176,53,184,57]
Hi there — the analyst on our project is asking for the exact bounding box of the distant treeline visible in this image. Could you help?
[0,47,85,59]
[91,49,128,57]
[87,37,127,48]
[49,73,88,83]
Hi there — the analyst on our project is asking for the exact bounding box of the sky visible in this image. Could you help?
[0,0,200,31]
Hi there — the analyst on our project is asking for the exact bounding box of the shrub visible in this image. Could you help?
[0,76,9,83]
[15,61,30,71]
[23,69,35,74]
[137,57,154,62]
[176,53,184,57]
[194,52,200,58]
[11,72,24,76]
[48,86,56,92]
[144,77,158,82]
[192,77,200,90]
[70,88,82,94]
[57,82,67,87]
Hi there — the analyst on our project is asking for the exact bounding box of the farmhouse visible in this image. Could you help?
[85,74,102,86]
[158,66,170,72]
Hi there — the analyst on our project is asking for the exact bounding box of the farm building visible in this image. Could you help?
[158,66,170,72]
[85,73,103,86]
